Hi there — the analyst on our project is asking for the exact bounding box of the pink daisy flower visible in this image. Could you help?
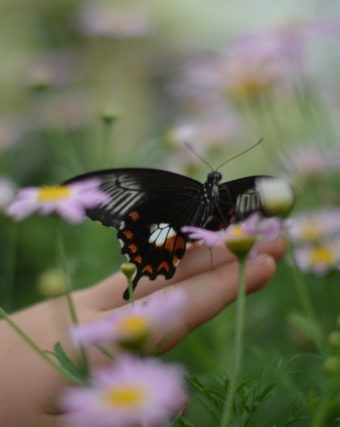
[182,213,283,257]
[6,179,108,224]
[71,288,187,349]
[293,241,340,275]
[60,356,185,427]
[182,213,282,247]
[288,209,340,244]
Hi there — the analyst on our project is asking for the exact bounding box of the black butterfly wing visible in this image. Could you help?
[65,168,204,297]
[206,175,270,229]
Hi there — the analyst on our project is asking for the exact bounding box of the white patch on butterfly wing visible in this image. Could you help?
[100,174,144,216]
[236,190,260,215]
[148,223,177,247]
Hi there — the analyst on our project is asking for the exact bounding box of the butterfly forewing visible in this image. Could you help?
[217,175,268,223]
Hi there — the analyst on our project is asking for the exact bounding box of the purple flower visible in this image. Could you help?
[77,2,151,39]
[182,213,282,247]
[294,242,340,275]
[60,356,185,427]
[288,209,340,244]
[71,288,187,348]
[7,179,108,224]
[280,144,340,179]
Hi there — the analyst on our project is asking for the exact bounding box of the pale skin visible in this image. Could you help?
[0,238,285,427]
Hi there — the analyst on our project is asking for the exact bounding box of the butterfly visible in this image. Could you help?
[65,168,269,299]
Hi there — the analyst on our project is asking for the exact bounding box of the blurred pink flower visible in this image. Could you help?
[294,242,340,275]
[77,2,152,39]
[7,179,108,224]
[168,110,241,150]
[288,209,340,244]
[61,356,185,427]
[279,144,340,178]
[71,288,187,348]
[219,26,304,99]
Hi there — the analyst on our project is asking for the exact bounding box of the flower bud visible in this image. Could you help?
[37,268,69,298]
[256,177,295,217]
[101,108,119,125]
[324,356,340,374]
[328,330,340,347]
[121,262,137,279]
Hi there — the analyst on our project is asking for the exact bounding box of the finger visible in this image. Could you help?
[145,253,276,353]
[82,237,285,311]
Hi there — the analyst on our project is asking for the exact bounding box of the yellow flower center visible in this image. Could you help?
[301,223,320,242]
[118,314,149,339]
[103,385,146,407]
[37,185,72,202]
[310,246,336,266]
[230,225,244,238]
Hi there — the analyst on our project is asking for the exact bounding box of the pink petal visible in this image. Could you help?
[181,226,223,247]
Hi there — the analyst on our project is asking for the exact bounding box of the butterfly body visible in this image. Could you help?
[65,168,267,298]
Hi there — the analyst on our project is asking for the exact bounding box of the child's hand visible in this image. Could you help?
[0,237,285,427]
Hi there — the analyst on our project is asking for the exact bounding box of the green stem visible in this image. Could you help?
[0,305,81,384]
[311,392,333,427]
[100,118,115,168]
[56,227,89,376]
[287,245,324,354]
[127,276,135,304]
[95,344,114,360]
[220,258,247,426]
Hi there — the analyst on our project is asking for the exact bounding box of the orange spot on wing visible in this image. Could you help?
[128,244,138,253]
[157,261,170,272]
[129,211,140,221]
[122,230,133,239]
[174,237,185,251]
[142,264,153,274]
[164,236,185,253]
[164,236,175,252]
[134,255,142,264]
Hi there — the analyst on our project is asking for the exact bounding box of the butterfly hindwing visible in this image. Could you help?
[118,207,188,299]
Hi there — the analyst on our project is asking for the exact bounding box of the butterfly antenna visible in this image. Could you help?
[215,138,263,171]
[184,142,214,171]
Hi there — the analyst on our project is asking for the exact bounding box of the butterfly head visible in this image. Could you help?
[207,171,222,184]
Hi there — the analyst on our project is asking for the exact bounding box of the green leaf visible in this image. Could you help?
[53,342,84,381]
[286,311,316,341]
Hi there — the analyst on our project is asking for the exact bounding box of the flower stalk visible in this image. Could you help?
[221,257,247,426]
[287,244,324,353]
[57,227,89,377]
